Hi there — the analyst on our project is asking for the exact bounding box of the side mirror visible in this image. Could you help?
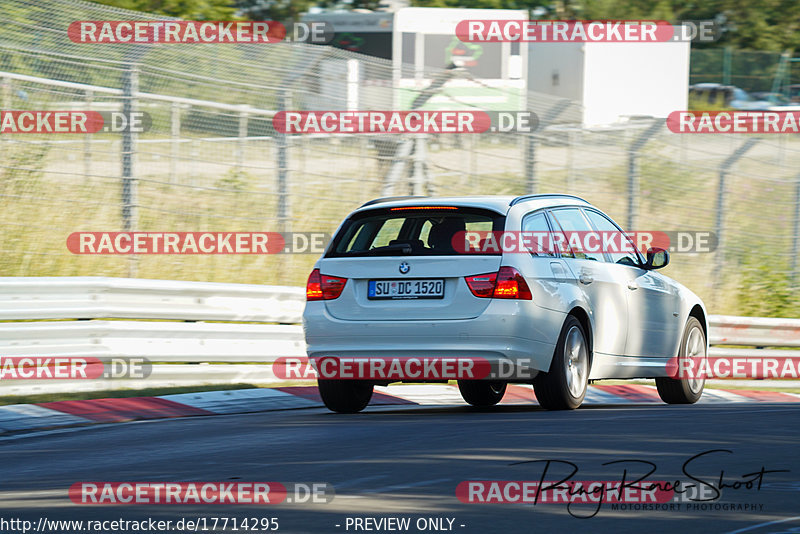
[644,247,669,270]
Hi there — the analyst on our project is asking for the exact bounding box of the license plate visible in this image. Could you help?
[368,279,445,300]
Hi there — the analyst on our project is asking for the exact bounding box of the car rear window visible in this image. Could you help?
[326,206,506,257]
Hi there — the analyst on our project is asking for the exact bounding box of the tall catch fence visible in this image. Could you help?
[1,0,800,316]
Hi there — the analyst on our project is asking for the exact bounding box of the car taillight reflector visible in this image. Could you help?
[306,269,348,301]
[465,267,532,300]
[465,272,498,298]
[494,266,532,300]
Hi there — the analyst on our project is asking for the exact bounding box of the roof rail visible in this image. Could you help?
[360,196,427,208]
[509,194,589,207]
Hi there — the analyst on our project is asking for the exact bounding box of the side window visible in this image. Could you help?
[549,208,604,262]
[584,209,642,267]
[521,211,556,257]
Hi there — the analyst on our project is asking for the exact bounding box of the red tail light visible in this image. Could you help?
[494,267,532,299]
[465,272,497,298]
[465,267,532,300]
[306,269,348,301]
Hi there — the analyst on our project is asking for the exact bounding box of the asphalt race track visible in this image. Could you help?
[2,402,799,534]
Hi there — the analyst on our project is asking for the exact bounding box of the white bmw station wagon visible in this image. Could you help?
[303,195,708,413]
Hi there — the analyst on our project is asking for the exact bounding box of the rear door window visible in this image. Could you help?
[521,211,557,257]
[549,208,604,262]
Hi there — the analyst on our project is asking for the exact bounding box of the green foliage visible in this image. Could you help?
[90,0,238,20]
[215,168,252,191]
[735,255,798,318]
[234,0,323,23]
[0,142,50,195]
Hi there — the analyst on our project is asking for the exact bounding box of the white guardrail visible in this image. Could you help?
[0,276,798,394]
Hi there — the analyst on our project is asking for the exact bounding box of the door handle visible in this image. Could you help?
[579,274,593,285]
[627,281,638,290]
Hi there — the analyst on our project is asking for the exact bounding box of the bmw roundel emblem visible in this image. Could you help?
[399,262,410,274]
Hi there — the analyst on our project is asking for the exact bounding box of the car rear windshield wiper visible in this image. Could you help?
[366,244,413,255]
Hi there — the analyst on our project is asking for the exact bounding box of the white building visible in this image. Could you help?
[528,38,690,126]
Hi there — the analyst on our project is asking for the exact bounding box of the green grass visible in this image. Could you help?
[2,127,800,314]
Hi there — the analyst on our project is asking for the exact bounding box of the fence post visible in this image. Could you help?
[713,138,759,296]
[411,135,428,195]
[792,174,800,287]
[2,76,11,149]
[237,105,249,177]
[83,90,92,182]
[170,102,180,183]
[523,99,571,195]
[121,64,139,277]
[276,90,289,233]
[470,134,477,188]
[524,132,536,194]
[346,59,359,111]
[1,75,10,110]
[565,129,575,192]
[626,121,662,231]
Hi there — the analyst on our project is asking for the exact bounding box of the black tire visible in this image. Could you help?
[534,315,590,410]
[656,317,705,404]
[317,379,374,413]
[457,380,507,407]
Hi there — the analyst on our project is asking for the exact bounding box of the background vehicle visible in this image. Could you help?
[303,194,709,413]
[750,91,800,110]
[689,83,773,110]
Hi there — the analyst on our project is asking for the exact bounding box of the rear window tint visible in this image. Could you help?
[326,207,505,257]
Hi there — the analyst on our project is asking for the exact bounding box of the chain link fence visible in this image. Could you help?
[690,48,791,93]
[1,0,800,317]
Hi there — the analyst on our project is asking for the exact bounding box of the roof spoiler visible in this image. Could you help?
[359,196,427,208]
[510,194,589,206]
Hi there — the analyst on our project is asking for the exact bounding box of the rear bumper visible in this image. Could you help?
[303,299,561,375]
